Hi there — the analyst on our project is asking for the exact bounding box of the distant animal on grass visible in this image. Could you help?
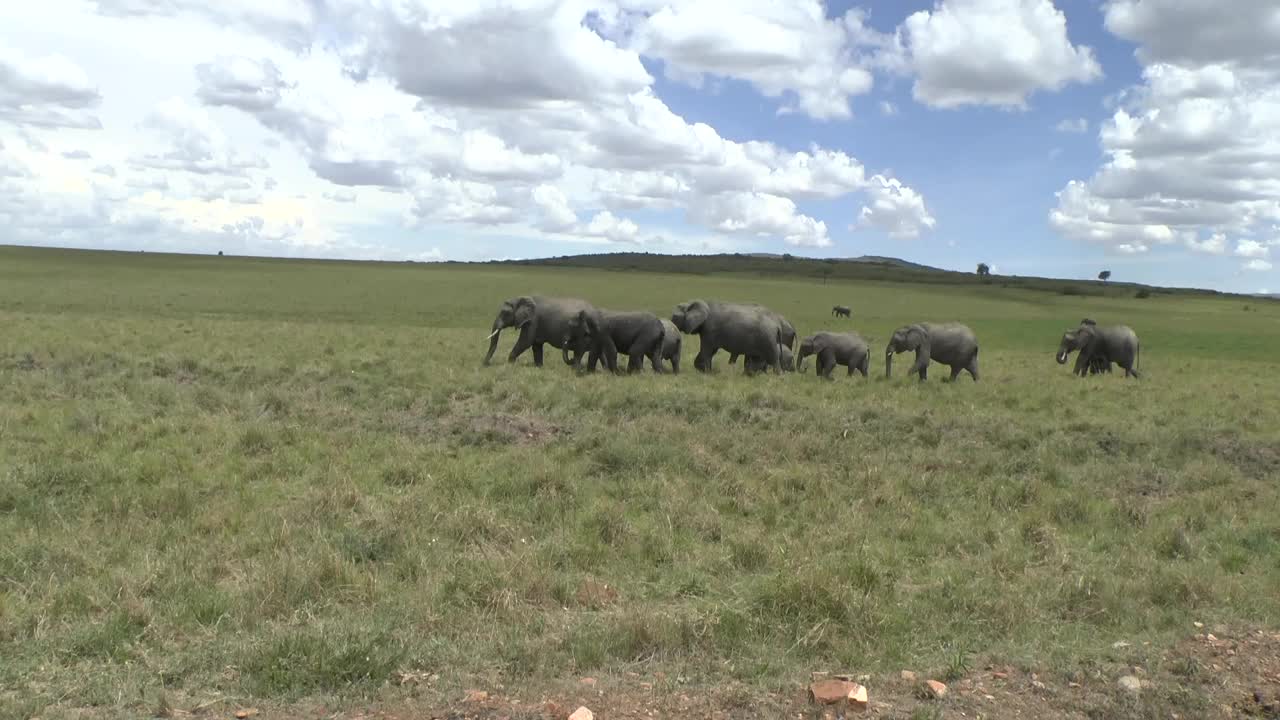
[484,295,594,367]
[1057,321,1140,378]
[743,345,795,374]
[885,322,980,382]
[832,305,851,318]
[672,299,787,374]
[797,331,870,379]
[563,308,666,374]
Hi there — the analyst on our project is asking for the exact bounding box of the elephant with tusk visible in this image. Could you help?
[482,295,596,368]
[885,322,979,382]
[1057,320,1140,378]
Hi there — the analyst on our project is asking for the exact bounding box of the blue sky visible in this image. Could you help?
[2,1,1278,293]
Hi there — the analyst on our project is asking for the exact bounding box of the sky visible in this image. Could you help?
[1,1,1278,294]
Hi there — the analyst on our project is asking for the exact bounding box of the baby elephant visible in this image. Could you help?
[653,319,682,373]
[831,305,851,318]
[797,331,870,379]
[563,309,665,374]
[744,345,795,373]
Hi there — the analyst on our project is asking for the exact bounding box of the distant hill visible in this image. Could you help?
[488,251,1262,300]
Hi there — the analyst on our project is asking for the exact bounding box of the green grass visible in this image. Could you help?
[2,245,1280,715]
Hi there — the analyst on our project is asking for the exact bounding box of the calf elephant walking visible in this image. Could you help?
[563,309,666,374]
[885,322,980,382]
[797,331,870,379]
[654,319,683,373]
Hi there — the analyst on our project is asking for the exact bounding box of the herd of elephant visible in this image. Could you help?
[481,295,1142,381]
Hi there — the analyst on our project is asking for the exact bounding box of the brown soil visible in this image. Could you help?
[153,625,1280,720]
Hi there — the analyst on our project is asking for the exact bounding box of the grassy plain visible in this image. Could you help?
[2,245,1280,718]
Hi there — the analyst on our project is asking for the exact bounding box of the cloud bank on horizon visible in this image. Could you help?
[1,0,1278,293]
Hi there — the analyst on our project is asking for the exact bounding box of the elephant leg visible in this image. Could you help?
[627,351,645,373]
[846,361,855,377]
[507,324,535,363]
[917,364,928,382]
[817,348,836,379]
[859,356,869,377]
[532,343,545,367]
[949,365,962,382]
[728,352,739,365]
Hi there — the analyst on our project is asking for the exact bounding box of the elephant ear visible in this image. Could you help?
[513,296,537,327]
[582,310,600,337]
[906,325,928,350]
[683,300,709,333]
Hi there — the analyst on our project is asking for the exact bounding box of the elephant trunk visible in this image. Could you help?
[562,341,576,367]
[483,317,505,365]
[885,348,893,377]
[1056,348,1069,364]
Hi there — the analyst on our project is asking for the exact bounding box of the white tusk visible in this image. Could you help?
[487,328,501,339]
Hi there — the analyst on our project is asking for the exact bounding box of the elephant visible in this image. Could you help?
[653,318,683,373]
[743,345,795,373]
[483,295,594,367]
[1078,319,1112,375]
[562,308,666,374]
[671,299,786,374]
[797,331,870,379]
[728,306,796,366]
[885,322,980,382]
[1056,321,1140,378]
[832,305,851,318]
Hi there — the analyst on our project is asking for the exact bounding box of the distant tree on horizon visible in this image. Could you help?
[977,263,990,276]
[1098,270,1112,282]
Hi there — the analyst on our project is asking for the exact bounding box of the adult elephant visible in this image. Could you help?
[728,306,796,366]
[482,295,594,367]
[653,319,683,373]
[743,345,795,373]
[885,322,980,382]
[563,308,665,374]
[797,331,870,379]
[1078,319,1114,375]
[1057,321,1140,378]
[671,299,785,374]
[832,305,851,318]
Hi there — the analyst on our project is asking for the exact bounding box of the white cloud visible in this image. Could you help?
[1055,118,1088,133]
[1051,1,1280,260]
[1236,239,1270,258]
[0,44,102,128]
[609,0,875,120]
[1244,259,1272,271]
[879,100,898,116]
[0,0,939,259]
[1186,232,1226,254]
[896,0,1102,109]
[856,175,937,239]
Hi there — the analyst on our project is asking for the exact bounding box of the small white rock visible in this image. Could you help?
[1118,676,1142,694]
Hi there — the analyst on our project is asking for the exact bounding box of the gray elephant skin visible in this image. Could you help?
[744,345,795,373]
[672,299,786,374]
[885,322,980,382]
[832,305,851,318]
[728,305,796,366]
[563,308,666,374]
[797,331,870,379]
[655,319,683,373]
[484,295,593,367]
[1057,321,1140,378]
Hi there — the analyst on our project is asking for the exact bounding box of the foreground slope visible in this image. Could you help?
[2,246,1279,718]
